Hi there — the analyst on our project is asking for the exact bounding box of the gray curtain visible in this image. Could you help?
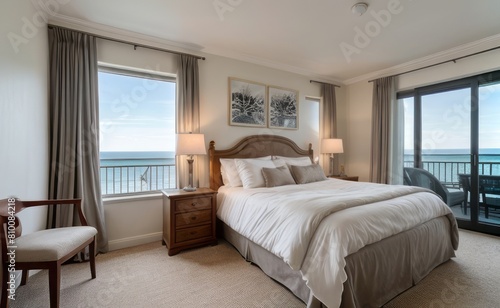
[322,84,338,175]
[48,26,108,253]
[369,76,395,184]
[176,55,201,188]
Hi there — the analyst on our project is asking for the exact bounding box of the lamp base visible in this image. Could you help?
[183,186,197,192]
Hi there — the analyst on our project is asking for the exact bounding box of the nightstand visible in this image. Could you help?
[328,175,359,182]
[161,188,218,256]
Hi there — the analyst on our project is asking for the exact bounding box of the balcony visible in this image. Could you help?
[404,156,500,225]
[100,164,176,195]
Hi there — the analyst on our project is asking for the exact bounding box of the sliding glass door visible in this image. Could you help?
[478,81,500,227]
[419,84,473,224]
[400,71,500,235]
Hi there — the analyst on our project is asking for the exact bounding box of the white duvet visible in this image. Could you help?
[217,179,458,308]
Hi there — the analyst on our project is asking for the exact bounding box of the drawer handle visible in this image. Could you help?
[190,231,197,235]
[191,216,197,220]
[191,202,198,206]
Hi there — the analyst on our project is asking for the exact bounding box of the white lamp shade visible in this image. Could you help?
[176,133,206,155]
[321,138,343,154]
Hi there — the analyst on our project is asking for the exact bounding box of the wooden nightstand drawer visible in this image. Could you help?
[175,224,212,243]
[329,175,359,181]
[175,209,212,228]
[162,188,218,256]
[175,197,211,212]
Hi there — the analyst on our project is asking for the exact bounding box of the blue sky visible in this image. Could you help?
[403,83,500,151]
[98,72,176,152]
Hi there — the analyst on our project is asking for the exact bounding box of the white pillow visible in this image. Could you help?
[220,159,242,187]
[220,156,271,187]
[274,156,312,166]
[235,158,276,189]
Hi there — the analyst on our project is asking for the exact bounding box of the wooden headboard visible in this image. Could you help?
[209,134,313,190]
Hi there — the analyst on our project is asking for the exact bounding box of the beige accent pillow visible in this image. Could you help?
[261,165,296,187]
[290,164,327,184]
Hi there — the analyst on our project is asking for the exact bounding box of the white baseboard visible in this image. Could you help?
[108,232,163,251]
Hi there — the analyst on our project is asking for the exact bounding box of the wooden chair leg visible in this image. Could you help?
[1,264,10,308]
[21,269,29,285]
[89,238,96,279]
[48,263,61,308]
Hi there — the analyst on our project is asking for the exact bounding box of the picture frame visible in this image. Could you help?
[268,86,299,129]
[228,78,267,127]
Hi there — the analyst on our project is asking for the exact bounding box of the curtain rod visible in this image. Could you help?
[310,80,341,88]
[48,24,205,60]
[368,45,500,83]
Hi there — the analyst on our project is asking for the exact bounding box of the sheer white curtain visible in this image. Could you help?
[321,84,339,174]
[176,55,201,188]
[369,76,403,184]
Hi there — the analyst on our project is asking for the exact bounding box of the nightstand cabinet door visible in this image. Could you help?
[162,188,217,256]
[328,175,359,181]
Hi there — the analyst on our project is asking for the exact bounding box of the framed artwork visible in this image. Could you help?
[228,78,267,127]
[268,86,298,129]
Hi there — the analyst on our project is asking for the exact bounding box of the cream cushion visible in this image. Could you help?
[261,165,296,187]
[289,164,327,184]
[15,226,97,262]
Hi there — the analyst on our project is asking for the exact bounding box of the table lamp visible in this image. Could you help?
[176,133,206,191]
[321,138,344,176]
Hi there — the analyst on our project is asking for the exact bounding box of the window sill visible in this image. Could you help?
[103,192,163,205]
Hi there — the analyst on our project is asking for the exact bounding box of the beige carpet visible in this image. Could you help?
[9,229,500,308]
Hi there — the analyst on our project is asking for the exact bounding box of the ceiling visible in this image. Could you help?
[48,0,500,84]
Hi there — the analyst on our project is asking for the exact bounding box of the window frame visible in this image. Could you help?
[97,64,177,197]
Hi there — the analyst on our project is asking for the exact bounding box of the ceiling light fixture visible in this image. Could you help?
[351,2,368,16]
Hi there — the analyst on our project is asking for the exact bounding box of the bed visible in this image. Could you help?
[208,134,459,308]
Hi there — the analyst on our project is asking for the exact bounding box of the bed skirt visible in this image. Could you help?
[218,216,456,308]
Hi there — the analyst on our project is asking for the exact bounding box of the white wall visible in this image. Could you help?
[104,195,163,251]
[345,81,372,182]
[344,49,500,182]
[200,54,321,151]
[397,49,500,91]
[0,1,49,234]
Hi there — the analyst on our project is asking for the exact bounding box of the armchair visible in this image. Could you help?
[0,198,97,308]
[403,167,465,207]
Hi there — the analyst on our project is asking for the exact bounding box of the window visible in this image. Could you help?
[98,66,176,195]
[398,94,414,168]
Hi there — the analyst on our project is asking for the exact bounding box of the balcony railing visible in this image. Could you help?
[100,164,176,195]
[404,157,500,188]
